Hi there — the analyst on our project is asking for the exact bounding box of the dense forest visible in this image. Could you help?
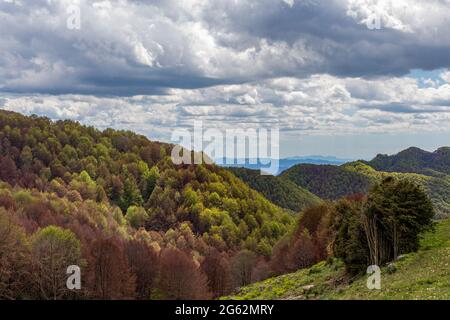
[0,110,444,300]
[367,146,450,176]
[0,110,292,299]
[280,164,372,200]
[279,159,450,219]
[227,167,321,212]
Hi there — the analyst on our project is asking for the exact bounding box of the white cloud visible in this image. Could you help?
[441,70,450,83]
[2,74,450,143]
[283,0,295,8]
[346,0,450,35]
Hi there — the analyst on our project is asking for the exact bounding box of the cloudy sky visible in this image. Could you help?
[1,0,450,159]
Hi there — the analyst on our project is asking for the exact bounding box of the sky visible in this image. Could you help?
[1,0,450,159]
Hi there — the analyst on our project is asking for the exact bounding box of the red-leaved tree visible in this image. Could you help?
[125,239,159,300]
[157,248,211,300]
[200,248,232,298]
[87,238,136,299]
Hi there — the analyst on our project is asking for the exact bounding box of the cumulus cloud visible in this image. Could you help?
[2,74,450,144]
[1,0,450,95]
[441,69,450,83]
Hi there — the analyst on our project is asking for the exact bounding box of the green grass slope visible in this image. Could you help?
[227,167,322,212]
[224,218,450,300]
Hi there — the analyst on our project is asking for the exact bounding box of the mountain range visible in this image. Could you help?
[366,146,450,176]
[226,149,450,219]
[217,156,353,175]
[227,167,321,212]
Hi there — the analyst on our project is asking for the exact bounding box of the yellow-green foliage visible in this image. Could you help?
[0,110,295,257]
[0,183,130,239]
[147,159,294,256]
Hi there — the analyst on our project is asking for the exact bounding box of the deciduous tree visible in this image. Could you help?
[87,238,136,299]
[125,239,159,300]
[201,248,232,298]
[31,226,83,300]
[157,248,210,300]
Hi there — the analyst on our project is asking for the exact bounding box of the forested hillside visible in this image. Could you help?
[343,161,450,219]
[227,167,321,212]
[367,147,450,176]
[0,110,293,299]
[280,157,450,219]
[280,164,372,200]
[226,177,442,300]
[0,110,447,300]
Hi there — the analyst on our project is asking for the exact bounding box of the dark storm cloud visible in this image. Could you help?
[0,0,450,95]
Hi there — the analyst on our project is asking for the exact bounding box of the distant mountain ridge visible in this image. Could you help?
[284,155,354,162]
[367,147,450,176]
[279,147,450,218]
[217,156,353,175]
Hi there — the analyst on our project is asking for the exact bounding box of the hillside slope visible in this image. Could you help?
[0,110,297,300]
[367,146,450,176]
[146,158,294,254]
[343,161,450,219]
[279,159,450,218]
[0,110,292,255]
[280,164,372,200]
[227,167,322,212]
[225,218,450,300]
